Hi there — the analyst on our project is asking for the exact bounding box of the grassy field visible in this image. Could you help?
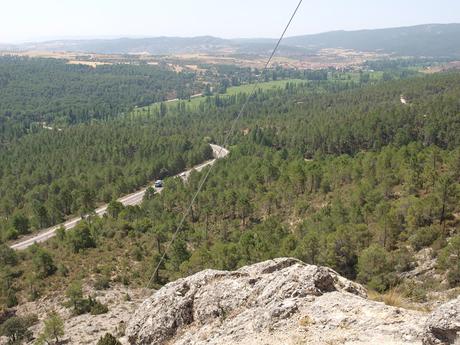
[129,72,386,118]
[225,78,306,95]
[129,79,307,117]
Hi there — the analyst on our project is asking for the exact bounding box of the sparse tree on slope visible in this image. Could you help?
[35,311,64,345]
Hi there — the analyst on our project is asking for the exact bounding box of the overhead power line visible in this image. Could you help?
[146,0,304,288]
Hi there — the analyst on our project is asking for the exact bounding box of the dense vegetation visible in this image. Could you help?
[0,64,403,241]
[0,119,213,239]
[1,70,459,319]
[0,56,374,142]
[0,56,199,140]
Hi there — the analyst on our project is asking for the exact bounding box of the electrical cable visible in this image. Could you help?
[146,0,304,288]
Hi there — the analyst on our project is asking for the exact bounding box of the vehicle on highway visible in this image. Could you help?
[10,144,228,250]
[154,179,164,188]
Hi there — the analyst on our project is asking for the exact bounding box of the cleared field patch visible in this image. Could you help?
[129,78,307,117]
[225,78,306,95]
[67,60,112,67]
[128,71,387,118]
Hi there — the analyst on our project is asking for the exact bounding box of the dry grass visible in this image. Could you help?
[368,289,403,307]
[383,289,403,307]
[368,289,432,312]
[367,289,382,302]
[298,315,315,327]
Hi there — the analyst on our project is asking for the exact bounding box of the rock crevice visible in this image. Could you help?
[423,296,460,345]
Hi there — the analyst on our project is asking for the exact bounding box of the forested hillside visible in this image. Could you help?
[1,71,459,313]
[0,60,410,242]
[283,24,460,57]
[0,120,213,239]
[0,56,198,140]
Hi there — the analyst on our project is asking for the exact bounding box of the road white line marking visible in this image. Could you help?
[10,144,228,250]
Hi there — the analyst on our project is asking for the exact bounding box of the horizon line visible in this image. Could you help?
[1,22,459,46]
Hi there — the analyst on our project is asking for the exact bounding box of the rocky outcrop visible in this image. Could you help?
[423,296,460,345]
[0,285,149,345]
[126,258,429,345]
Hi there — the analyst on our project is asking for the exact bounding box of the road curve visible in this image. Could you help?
[10,144,229,250]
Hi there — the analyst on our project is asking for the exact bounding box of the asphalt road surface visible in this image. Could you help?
[10,144,229,250]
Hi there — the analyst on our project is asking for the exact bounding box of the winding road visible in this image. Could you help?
[10,144,229,250]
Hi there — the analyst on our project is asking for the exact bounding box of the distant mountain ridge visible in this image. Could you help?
[17,35,231,55]
[283,23,460,57]
[3,23,460,57]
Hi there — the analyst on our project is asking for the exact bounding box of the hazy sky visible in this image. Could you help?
[1,0,459,43]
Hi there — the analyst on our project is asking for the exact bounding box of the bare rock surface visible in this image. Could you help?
[401,248,438,279]
[423,296,460,345]
[126,258,428,345]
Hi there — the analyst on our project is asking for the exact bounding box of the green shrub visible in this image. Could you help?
[97,333,122,345]
[90,299,109,315]
[5,228,19,241]
[357,244,394,292]
[56,226,66,242]
[392,247,414,273]
[0,316,32,343]
[409,225,441,251]
[66,224,96,253]
[438,235,460,287]
[0,245,18,266]
[66,281,87,315]
[35,312,64,345]
[32,248,57,278]
[132,246,143,261]
[94,276,110,290]
[400,280,427,302]
[5,290,18,308]
[65,283,108,315]
[447,268,460,287]
[11,213,30,235]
